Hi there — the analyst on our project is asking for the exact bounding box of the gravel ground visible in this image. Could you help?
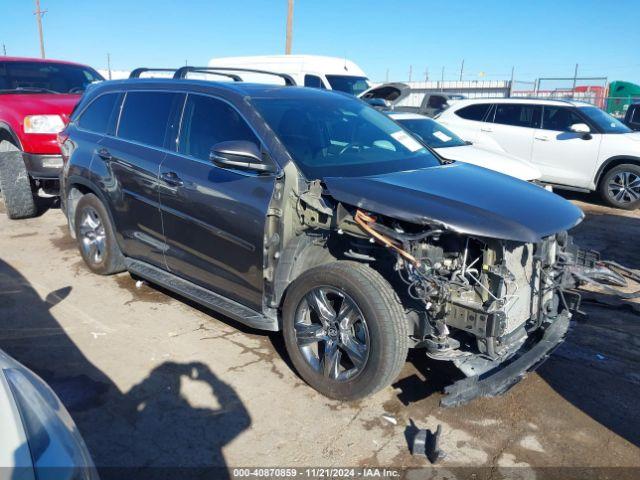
[0,192,638,479]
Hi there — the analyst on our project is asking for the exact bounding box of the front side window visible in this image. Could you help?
[117,92,182,148]
[455,103,491,121]
[577,106,631,134]
[542,106,588,132]
[0,61,103,94]
[78,93,119,134]
[325,75,370,96]
[632,107,640,124]
[493,104,540,128]
[397,118,466,149]
[178,94,258,161]
[304,75,325,89]
[252,92,440,179]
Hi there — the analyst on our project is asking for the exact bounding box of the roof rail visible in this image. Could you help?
[173,66,297,86]
[129,68,178,79]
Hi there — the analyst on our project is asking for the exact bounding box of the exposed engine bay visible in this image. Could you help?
[280,179,638,405]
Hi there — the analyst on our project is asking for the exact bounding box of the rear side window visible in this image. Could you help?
[304,75,325,89]
[455,103,491,121]
[117,92,182,148]
[542,107,584,132]
[178,94,258,161]
[77,93,119,134]
[493,104,540,128]
[633,107,640,124]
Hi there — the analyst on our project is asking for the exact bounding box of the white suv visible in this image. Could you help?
[437,98,640,209]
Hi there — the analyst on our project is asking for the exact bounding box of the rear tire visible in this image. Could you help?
[282,261,409,401]
[74,193,125,275]
[0,141,37,219]
[599,163,640,210]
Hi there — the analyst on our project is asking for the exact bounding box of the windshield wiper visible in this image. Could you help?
[0,87,60,94]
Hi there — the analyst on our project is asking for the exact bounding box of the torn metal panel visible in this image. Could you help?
[324,162,584,243]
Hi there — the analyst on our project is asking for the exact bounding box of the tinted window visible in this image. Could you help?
[118,92,181,148]
[0,61,103,94]
[577,106,631,134]
[455,104,491,121]
[542,107,587,132]
[304,75,324,88]
[251,93,440,179]
[325,75,370,96]
[493,104,540,128]
[178,94,258,161]
[633,107,640,124]
[78,93,119,134]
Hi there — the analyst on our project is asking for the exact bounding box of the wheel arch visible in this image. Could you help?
[594,155,640,186]
[0,123,23,150]
[65,176,117,242]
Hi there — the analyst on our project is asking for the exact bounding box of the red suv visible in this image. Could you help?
[0,57,103,219]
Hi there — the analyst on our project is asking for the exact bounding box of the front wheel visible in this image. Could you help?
[599,163,640,210]
[0,141,37,219]
[282,261,409,401]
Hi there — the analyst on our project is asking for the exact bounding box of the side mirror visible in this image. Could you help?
[210,140,276,173]
[365,98,391,110]
[569,123,590,134]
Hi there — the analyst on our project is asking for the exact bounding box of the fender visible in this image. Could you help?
[0,122,24,151]
[594,155,640,186]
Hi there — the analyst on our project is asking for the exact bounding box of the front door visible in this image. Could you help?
[531,106,602,188]
[159,93,276,310]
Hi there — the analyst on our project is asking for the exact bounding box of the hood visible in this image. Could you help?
[324,163,583,243]
[434,144,542,181]
[0,93,80,121]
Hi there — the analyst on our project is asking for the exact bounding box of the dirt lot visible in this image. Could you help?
[0,192,639,478]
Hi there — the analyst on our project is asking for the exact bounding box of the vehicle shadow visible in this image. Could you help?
[0,259,250,479]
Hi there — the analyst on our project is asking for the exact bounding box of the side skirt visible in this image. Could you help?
[125,258,279,332]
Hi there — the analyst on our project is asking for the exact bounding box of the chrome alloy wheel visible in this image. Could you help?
[293,286,370,381]
[608,171,640,204]
[79,207,106,264]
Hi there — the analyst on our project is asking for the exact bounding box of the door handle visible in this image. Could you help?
[480,127,493,132]
[161,171,184,187]
[534,135,549,141]
[96,148,112,160]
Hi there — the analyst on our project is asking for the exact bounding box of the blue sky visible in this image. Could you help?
[2,0,639,84]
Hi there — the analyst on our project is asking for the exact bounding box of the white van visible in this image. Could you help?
[207,55,371,95]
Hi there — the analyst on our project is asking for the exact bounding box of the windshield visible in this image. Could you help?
[325,75,370,96]
[252,93,441,179]
[578,106,631,134]
[0,61,103,94]
[396,117,467,148]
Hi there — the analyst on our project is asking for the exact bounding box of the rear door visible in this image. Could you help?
[484,103,541,161]
[98,90,184,267]
[531,106,602,188]
[439,102,493,146]
[158,93,277,310]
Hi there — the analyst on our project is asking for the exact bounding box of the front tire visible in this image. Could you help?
[282,261,409,401]
[0,141,37,219]
[74,193,125,275]
[599,163,640,210]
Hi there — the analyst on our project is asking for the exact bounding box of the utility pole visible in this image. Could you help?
[106,53,112,80]
[285,0,294,55]
[2,44,6,56]
[34,0,46,59]
[424,67,429,83]
[408,65,412,82]
[572,63,579,95]
[459,59,464,81]
[440,66,445,91]
[509,66,515,97]
[385,68,389,83]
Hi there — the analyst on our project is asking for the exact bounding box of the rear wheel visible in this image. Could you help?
[74,193,125,275]
[599,163,640,210]
[0,141,37,219]
[282,261,408,401]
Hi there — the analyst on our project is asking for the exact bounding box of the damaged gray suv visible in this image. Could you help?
[59,68,620,405]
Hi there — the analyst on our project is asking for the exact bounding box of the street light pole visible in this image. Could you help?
[285,0,294,55]
[34,0,46,59]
